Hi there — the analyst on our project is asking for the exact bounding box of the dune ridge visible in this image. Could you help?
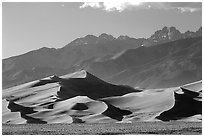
[2,70,202,124]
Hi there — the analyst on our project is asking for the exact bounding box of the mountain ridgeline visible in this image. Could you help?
[2,26,202,89]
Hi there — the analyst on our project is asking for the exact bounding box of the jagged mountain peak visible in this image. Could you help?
[67,26,201,47]
[150,26,181,40]
[143,26,202,47]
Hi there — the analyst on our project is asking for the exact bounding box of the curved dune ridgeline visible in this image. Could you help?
[2,71,202,124]
[156,81,202,121]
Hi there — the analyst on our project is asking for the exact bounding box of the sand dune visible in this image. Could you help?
[181,80,202,92]
[2,70,202,124]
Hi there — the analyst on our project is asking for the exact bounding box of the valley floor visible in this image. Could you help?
[2,121,202,135]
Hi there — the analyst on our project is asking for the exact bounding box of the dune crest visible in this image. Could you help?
[2,71,202,124]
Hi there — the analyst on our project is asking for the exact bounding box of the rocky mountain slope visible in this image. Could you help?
[2,26,202,89]
[87,37,202,88]
[3,34,144,88]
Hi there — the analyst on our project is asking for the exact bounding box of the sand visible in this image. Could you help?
[2,70,202,124]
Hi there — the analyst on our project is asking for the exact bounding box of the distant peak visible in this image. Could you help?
[170,26,177,31]
[162,26,168,30]
[83,35,97,43]
[69,34,97,46]
[197,27,202,32]
[84,34,97,39]
[117,35,130,40]
[161,26,178,32]
[99,33,110,37]
[98,33,115,41]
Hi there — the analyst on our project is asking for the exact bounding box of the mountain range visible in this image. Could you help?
[2,26,202,89]
[143,26,202,46]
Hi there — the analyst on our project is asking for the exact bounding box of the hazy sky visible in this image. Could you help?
[2,2,202,58]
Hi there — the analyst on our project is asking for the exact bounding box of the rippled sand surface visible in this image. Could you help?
[2,70,202,124]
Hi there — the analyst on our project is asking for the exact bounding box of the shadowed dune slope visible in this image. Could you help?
[2,71,202,124]
[156,81,202,121]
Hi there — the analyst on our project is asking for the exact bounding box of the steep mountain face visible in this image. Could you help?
[87,37,202,88]
[2,26,202,89]
[143,26,202,46]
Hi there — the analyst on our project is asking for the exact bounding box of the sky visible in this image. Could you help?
[2,1,202,59]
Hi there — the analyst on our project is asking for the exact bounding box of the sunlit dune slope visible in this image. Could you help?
[2,71,202,124]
